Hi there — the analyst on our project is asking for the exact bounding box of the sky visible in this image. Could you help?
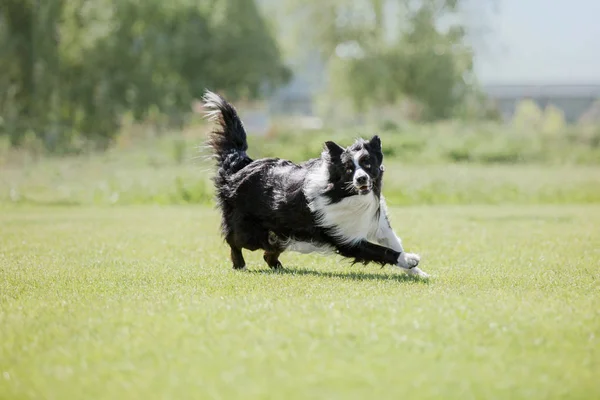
[473,0,600,84]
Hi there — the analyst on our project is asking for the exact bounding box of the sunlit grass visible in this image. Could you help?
[2,156,600,206]
[1,205,599,399]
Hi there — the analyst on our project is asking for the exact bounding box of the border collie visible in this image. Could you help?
[203,91,429,278]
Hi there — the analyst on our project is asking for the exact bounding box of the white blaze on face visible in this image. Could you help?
[303,149,381,245]
[353,150,367,170]
[352,150,370,189]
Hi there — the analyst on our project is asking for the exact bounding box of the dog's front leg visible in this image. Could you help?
[334,241,427,279]
[334,240,401,267]
[373,201,429,278]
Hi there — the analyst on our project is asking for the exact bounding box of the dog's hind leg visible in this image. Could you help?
[226,234,246,270]
[263,231,284,269]
[263,250,283,270]
[230,246,246,270]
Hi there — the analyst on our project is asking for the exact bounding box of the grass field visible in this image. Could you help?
[3,154,600,207]
[3,125,600,207]
[2,204,599,399]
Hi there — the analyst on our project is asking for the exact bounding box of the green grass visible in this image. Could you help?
[3,122,600,207]
[1,205,599,399]
[3,145,600,206]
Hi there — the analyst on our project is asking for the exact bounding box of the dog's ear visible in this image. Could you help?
[369,135,383,164]
[369,135,382,153]
[324,141,344,159]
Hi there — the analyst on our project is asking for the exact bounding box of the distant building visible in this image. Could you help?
[268,50,325,117]
[483,84,600,123]
[268,74,316,116]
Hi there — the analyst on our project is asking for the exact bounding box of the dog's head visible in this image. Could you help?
[322,135,384,198]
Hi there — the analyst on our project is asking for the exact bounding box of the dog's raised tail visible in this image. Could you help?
[203,90,251,174]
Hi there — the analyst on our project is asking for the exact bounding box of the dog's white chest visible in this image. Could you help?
[310,193,379,244]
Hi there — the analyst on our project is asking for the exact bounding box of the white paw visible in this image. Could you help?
[397,252,420,269]
[404,267,430,279]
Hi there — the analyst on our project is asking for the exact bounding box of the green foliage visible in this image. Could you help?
[541,105,567,136]
[284,0,476,120]
[252,121,600,165]
[0,0,290,152]
[512,99,544,132]
[2,205,600,399]
[512,100,571,138]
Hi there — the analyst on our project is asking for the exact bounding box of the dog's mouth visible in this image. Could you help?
[356,184,372,195]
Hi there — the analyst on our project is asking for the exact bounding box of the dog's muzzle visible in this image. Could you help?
[354,171,371,195]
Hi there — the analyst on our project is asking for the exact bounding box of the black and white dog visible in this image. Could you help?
[203,90,429,278]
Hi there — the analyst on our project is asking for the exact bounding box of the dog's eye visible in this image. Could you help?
[363,163,371,169]
[346,168,353,175]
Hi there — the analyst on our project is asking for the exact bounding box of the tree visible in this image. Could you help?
[0,0,290,151]
[282,0,480,120]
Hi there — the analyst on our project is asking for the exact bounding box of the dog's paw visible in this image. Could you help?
[404,267,430,279]
[397,252,420,269]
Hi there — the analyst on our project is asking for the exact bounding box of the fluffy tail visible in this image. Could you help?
[203,90,252,176]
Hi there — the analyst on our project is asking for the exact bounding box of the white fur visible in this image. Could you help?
[353,151,367,169]
[305,162,380,244]
[303,160,330,204]
[303,158,429,278]
[372,196,429,277]
[202,91,226,121]
[371,196,403,251]
[286,240,334,254]
[404,265,429,278]
[313,194,380,244]
[352,151,370,188]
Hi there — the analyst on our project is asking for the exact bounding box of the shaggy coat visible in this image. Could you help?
[203,91,428,278]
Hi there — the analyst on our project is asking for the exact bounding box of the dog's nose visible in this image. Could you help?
[356,175,368,185]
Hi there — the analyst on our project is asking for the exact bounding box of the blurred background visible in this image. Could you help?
[1,0,599,206]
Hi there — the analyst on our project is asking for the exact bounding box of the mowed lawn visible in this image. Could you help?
[1,205,599,399]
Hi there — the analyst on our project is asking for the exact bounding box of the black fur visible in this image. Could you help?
[203,91,402,270]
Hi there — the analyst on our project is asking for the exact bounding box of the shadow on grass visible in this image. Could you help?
[250,266,430,284]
